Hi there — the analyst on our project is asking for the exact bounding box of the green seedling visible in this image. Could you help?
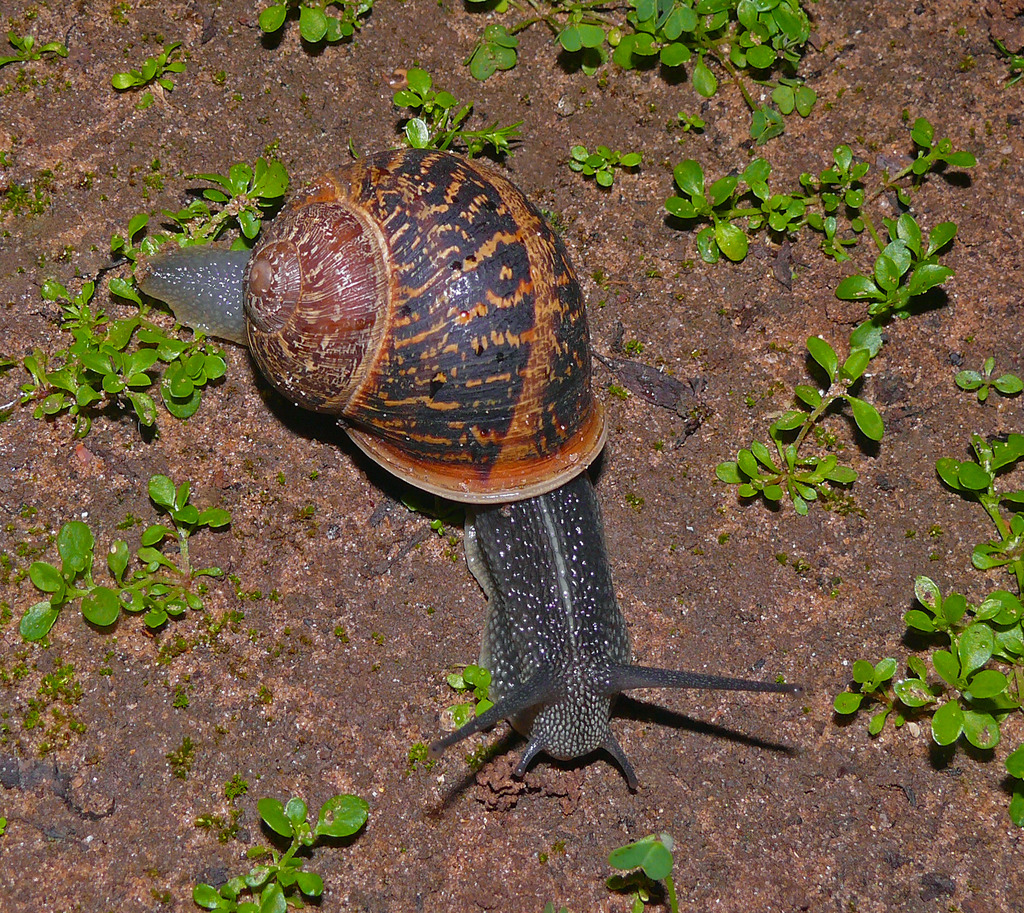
[258,0,373,43]
[465,0,814,139]
[834,579,1023,755]
[834,426,1024,824]
[836,214,958,336]
[936,434,1024,590]
[607,833,678,913]
[393,67,522,157]
[568,145,641,188]
[0,32,68,68]
[446,663,493,728]
[665,120,972,267]
[955,358,1023,403]
[193,794,369,912]
[466,23,520,80]
[167,735,196,780]
[675,111,706,135]
[113,158,290,260]
[112,41,185,110]
[15,280,226,433]
[716,336,881,515]
[994,38,1024,86]
[832,657,923,735]
[19,475,230,641]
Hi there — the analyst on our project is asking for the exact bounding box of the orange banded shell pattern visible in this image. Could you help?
[244,148,606,503]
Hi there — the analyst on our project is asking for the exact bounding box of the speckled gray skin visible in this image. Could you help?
[138,247,250,344]
[432,472,799,789]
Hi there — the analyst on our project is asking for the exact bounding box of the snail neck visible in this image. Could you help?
[138,246,251,345]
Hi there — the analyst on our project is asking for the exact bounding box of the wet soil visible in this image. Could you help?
[1,1,1023,911]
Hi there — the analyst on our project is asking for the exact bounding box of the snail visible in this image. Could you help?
[139,148,799,788]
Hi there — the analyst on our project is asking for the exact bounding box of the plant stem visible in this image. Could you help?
[176,529,192,576]
[711,48,757,111]
[665,875,679,913]
[790,386,843,456]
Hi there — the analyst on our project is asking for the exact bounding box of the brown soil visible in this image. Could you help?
[2,1,1023,911]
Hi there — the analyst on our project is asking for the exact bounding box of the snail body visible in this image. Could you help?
[433,471,796,788]
[140,148,797,789]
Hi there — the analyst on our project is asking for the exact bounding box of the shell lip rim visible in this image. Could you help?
[343,403,607,504]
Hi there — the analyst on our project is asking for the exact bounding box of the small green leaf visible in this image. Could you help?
[258,5,288,33]
[714,222,748,262]
[58,521,94,574]
[773,410,806,433]
[608,834,674,881]
[295,871,324,897]
[958,624,994,677]
[316,794,370,838]
[692,59,717,97]
[1007,745,1024,778]
[907,263,953,297]
[941,592,967,626]
[852,659,875,684]
[847,396,884,441]
[193,883,224,909]
[932,649,960,686]
[298,6,328,42]
[149,475,176,509]
[746,45,776,69]
[82,586,121,626]
[833,691,863,714]
[957,461,992,491]
[20,599,60,641]
[961,710,1000,750]
[874,658,897,682]
[931,700,964,745]
[794,384,821,408]
[673,160,704,197]
[836,275,884,301]
[904,609,936,633]
[1010,789,1024,827]
[259,882,287,913]
[141,524,174,546]
[750,440,777,471]
[935,458,963,490]
[404,118,431,148]
[867,708,889,735]
[967,669,1007,699]
[257,798,293,837]
[197,508,231,528]
[806,336,838,381]
[910,117,934,148]
[30,561,65,595]
[926,222,958,255]
[284,797,308,829]
[716,461,742,484]
[894,678,934,707]
[107,540,129,581]
[842,348,871,383]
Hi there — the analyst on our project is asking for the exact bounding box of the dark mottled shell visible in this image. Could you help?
[245,148,606,503]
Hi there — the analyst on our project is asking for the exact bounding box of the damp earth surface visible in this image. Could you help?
[1,1,1023,911]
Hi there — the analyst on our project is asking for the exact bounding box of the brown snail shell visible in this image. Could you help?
[242,148,605,503]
